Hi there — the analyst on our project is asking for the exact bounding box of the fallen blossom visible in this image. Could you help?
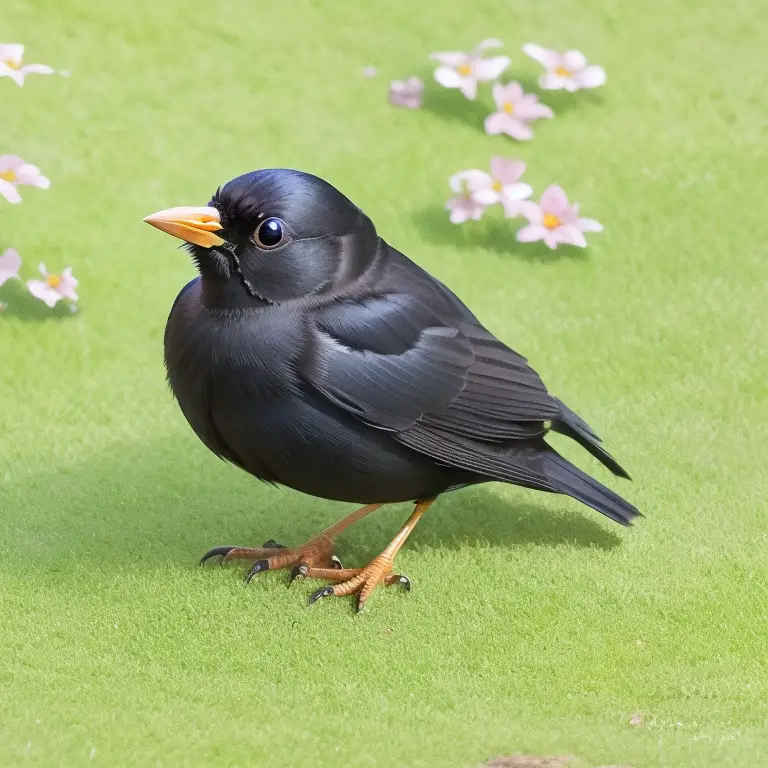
[472,157,532,216]
[522,44,606,91]
[27,263,78,308]
[388,76,423,109]
[485,82,554,140]
[517,185,603,249]
[362,66,377,78]
[0,44,55,87]
[0,155,50,204]
[431,38,510,100]
[445,171,489,223]
[0,248,22,288]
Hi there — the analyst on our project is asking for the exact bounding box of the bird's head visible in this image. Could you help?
[144,169,379,305]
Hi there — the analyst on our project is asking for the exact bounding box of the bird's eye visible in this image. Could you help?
[254,217,285,249]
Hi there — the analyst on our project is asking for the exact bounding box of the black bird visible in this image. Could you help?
[144,169,639,612]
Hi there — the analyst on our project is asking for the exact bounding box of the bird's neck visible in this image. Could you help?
[199,273,271,311]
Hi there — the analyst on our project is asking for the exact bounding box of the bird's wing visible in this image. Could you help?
[303,294,559,441]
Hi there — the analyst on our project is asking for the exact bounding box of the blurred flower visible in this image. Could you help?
[517,185,603,248]
[27,263,78,308]
[485,82,553,140]
[388,76,423,109]
[522,44,606,91]
[362,66,377,78]
[431,38,510,100]
[0,248,22,288]
[472,157,533,216]
[445,171,489,223]
[0,155,51,204]
[0,44,55,87]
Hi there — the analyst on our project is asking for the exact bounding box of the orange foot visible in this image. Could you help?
[297,498,434,612]
[199,503,382,583]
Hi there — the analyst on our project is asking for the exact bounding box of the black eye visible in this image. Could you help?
[254,217,285,249]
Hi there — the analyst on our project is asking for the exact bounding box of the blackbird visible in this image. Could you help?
[144,168,639,612]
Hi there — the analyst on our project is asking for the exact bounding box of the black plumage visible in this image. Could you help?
[147,168,639,608]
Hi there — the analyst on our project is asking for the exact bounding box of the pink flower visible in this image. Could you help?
[0,44,55,87]
[523,44,606,92]
[27,263,78,308]
[445,171,489,223]
[431,38,510,100]
[0,155,50,204]
[388,77,423,109]
[471,157,533,216]
[517,185,603,249]
[485,82,554,141]
[0,248,22,288]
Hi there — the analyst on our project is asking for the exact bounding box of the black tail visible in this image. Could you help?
[542,449,640,526]
[552,398,631,480]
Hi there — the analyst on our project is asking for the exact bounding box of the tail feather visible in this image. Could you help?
[552,398,631,480]
[542,449,640,526]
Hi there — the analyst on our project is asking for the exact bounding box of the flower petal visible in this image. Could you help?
[514,99,554,120]
[474,38,504,54]
[27,279,61,307]
[458,76,478,100]
[0,180,21,204]
[0,248,22,286]
[502,182,533,202]
[577,65,606,88]
[484,111,508,135]
[16,164,50,188]
[433,66,463,89]
[490,157,526,184]
[449,170,491,193]
[577,217,604,233]
[563,50,587,71]
[446,196,484,223]
[516,224,547,243]
[539,72,573,90]
[554,225,588,247]
[20,64,55,76]
[430,52,468,66]
[517,201,543,225]
[474,56,510,82]
[540,185,571,216]
[503,118,534,141]
[472,188,501,206]
[0,155,24,172]
[522,43,560,68]
[0,62,25,86]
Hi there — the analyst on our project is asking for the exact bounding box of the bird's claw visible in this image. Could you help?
[199,545,237,565]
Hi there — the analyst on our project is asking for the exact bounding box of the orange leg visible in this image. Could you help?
[302,498,434,613]
[199,503,381,583]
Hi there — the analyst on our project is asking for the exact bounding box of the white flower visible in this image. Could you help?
[388,77,423,109]
[0,44,55,87]
[0,155,50,204]
[517,185,603,249]
[485,82,554,141]
[445,171,489,223]
[431,38,510,100]
[522,44,606,91]
[0,248,22,288]
[27,263,79,308]
[471,157,533,216]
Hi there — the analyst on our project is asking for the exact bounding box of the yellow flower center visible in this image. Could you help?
[543,213,562,229]
[0,170,16,182]
[457,63,472,76]
[492,180,503,192]
[555,66,572,77]
[503,102,514,115]
[46,274,61,288]
[3,58,20,70]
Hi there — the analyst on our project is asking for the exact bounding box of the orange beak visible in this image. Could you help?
[143,206,225,248]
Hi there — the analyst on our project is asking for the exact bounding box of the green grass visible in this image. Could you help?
[1,0,766,765]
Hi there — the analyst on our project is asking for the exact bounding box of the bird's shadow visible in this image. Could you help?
[412,204,589,263]
[0,436,620,577]
[0,282,77,321]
